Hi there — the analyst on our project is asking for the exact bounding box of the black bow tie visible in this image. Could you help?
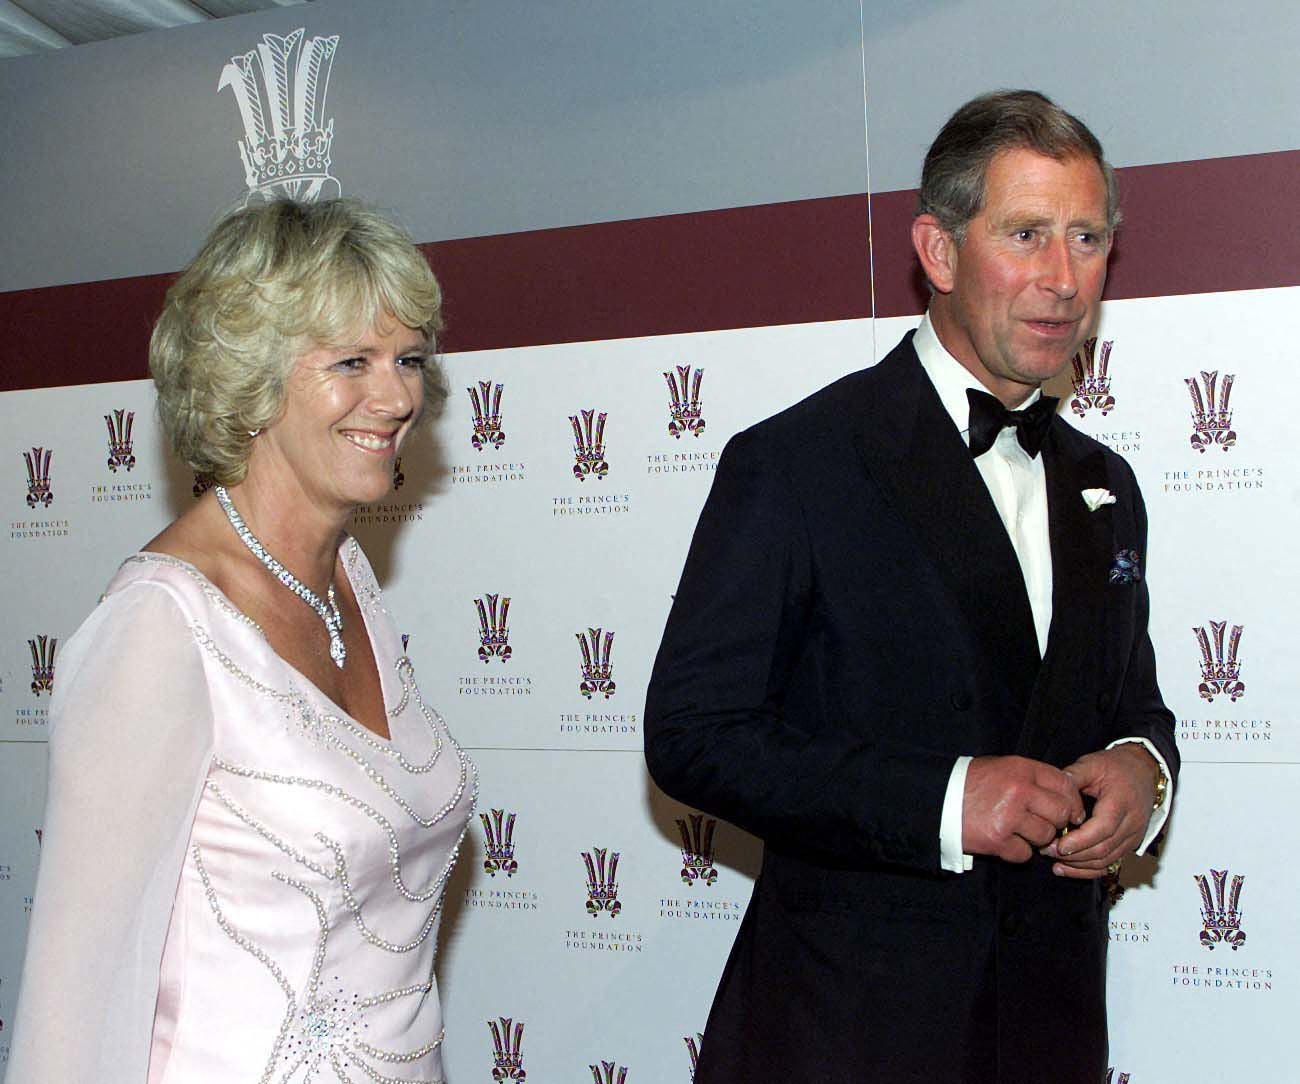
[965,387,1058,459]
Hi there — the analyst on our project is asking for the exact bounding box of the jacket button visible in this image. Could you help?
[950,690,973,711]
[1096,691,1114,712]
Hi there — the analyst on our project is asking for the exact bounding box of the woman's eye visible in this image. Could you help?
[335,356,365,371]
[398,355,428,369]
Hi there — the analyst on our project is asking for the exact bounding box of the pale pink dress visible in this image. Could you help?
[9,540,476,1083]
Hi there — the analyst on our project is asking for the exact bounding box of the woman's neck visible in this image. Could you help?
[220,474,347,595]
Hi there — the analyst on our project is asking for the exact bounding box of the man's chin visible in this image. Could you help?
[1013,345,1083,386]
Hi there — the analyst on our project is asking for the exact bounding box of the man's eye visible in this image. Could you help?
[1015,229,1036,242]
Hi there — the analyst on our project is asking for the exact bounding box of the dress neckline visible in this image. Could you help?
[124,539,400,745]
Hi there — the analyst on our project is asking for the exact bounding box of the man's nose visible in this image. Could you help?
[1040,237,1079,299]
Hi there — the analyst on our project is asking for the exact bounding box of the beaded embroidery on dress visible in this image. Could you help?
[112,540,476,1083]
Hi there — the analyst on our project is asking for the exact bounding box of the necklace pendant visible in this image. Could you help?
[215,485,348,669]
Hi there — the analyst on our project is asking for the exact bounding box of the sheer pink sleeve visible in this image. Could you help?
[8,581,213,1083]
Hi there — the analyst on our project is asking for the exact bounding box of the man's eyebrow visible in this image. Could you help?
[995,212,1108,233]
[992,211,1053,232]
[1005,213,1052,227]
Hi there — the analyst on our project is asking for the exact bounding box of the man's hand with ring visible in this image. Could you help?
[1042,745,1158,879]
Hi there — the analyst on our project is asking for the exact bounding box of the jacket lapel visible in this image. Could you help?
[1016,421,1112,757]
[852,337,1042,710]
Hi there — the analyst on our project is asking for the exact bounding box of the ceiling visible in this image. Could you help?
[0,0,310,57]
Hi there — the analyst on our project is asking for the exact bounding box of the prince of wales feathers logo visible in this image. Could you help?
[488,1017,525,1081]
[1106,1072,1131,1084]
[29,635,57,695]
[105,410,136,472]
[23,447,53,508]
[480,809,518,877]
[665,365,706,438]
[1193,621,1245,703]
[469,381,506,450]
[1070,338,1115,416]
[475,594,511,662]
[570,409,609,481]
[676,814,718,886]
[219,29,340,204]
[1185,370,1237,452]
[591,1062,628,1084]
[1195,868,1246,950]
[685,1034,704,1080]
[577,627,615,699]
[582,847,621,916]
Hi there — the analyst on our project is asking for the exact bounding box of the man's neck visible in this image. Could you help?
[913,313,1042,436]
[926,304,1038,408]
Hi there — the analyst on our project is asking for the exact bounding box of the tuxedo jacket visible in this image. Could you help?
[644,333,1178,1083]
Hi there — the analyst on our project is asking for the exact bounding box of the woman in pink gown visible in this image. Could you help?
[9,199,475,1082]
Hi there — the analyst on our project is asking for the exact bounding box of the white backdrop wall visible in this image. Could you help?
[2,3,1298,1081]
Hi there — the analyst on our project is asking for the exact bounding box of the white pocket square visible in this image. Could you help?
[1082,488,1117,512]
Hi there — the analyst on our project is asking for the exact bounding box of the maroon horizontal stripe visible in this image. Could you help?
[2,149,1296,392]
[429,194,872,354]
[2,274,173,393]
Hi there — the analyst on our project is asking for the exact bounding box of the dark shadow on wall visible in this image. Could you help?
[1111,800,1178,906]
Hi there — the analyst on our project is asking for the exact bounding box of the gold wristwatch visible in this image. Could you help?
[1151,762,1169,811]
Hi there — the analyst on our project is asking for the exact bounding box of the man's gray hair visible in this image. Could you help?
[916,89,1120,244]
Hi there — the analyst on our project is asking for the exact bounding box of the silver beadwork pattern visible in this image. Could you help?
[192,844,299,1084]
[209,763,450,903]
[346,541,390,619]
[206,781,336,882]
[193,654,469,833]
[171,545,474,1082]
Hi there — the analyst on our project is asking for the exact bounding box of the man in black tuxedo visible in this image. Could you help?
[645,90,1177,1083]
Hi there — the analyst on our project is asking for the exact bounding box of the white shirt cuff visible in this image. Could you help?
[1106,737,1173,854]
[940,755,974,873]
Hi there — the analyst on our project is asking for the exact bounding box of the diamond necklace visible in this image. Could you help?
[214,484,346,668]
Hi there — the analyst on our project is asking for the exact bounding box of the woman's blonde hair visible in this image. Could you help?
[150,198,445,484]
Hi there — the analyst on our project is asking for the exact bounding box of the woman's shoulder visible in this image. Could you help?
[101,499,252,629]
[107,549,270,643]
[108,550,216,605]
[114,496,257,619]
[48,554,219,703]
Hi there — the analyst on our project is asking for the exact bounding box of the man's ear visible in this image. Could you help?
[912,214,957,295]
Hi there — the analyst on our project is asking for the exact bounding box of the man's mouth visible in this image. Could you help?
[1024,317,1079,336]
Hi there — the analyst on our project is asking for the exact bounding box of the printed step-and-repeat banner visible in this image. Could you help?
[2,2,1298,1080]
[3,290,1297,1080]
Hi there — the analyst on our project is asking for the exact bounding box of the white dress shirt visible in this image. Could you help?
[910,314,1172,873]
